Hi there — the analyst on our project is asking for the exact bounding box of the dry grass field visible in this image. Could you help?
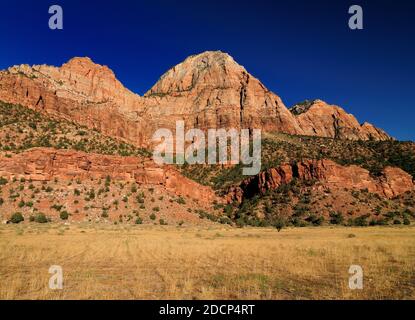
[0,223,414,300]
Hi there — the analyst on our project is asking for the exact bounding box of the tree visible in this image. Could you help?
[274,218,285,232]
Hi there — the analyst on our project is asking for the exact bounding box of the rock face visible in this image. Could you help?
[0,51,390,148]
[144,51,303,135]
[227,159,414,202]
[290,100,390,140]
[0,148,218,204]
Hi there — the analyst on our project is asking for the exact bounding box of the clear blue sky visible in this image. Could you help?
[0,0,414,140]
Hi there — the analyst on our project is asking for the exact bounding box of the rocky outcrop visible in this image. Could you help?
[290,100,391,140]
[0,52,390,148]
[144,51,303,135]
[0,148,218,204]
[227,159,414,202]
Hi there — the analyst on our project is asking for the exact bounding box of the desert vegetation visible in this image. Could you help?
[0,101,149,157]
[0,224,413,300]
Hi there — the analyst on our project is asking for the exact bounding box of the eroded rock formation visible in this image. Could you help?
[0,51,391,148]
[227,159,414,203]
[0,148,218,204]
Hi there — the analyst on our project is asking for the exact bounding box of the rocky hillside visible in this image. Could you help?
[0,102,225,225]
[0,52,412,228]
[0,51,390,147]
[180,133,415,228]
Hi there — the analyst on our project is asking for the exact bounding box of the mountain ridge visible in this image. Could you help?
[0,51,391,146]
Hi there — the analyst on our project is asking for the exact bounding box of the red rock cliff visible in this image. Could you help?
[227,159,414,202]
[0,52,391,147]
[0,148,218,204]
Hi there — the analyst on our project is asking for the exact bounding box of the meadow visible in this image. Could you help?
[0,223,414,300]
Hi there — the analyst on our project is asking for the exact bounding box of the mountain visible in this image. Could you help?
[0,51,390,147]
[1,51,413,227]
[290,99,390,140]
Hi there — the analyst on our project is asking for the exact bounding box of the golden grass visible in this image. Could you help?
[0,223,414,300]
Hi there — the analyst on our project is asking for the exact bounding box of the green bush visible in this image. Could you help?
[150,213,156,221]
[329,212,344,225]
[353,214,369,227]
[60,211,69,220]
[135,217,143,224]
[0,177,8,185]
[403,218,411,225]
[51,204,63,211]
[10,212,24,224]
[176,197,186,205]
[35,213,48,223]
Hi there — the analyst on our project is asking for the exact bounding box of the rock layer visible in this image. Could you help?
[0,52,391,147]
[290,100,390,140]
[0,148,218,204]
[227,159,414,203]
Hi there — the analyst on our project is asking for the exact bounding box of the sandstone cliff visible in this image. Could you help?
[0,148,218,205]
[0,51,390,147]
[227,159,414,203]
[290,100,390,140]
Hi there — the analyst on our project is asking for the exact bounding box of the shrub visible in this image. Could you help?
[152,207,160,212]
[224,204,233,217]
[136,195,145,204]
[353,214,369,227]
[135,217,143,225]
[305,214,324,226]
[403,218,411,225]
[0,177,8,185]
[10,212,24,224]
[60,211,69,220]
[219,216,231,225]
[393,219,402,225]
[35,213,48,223]
[29,215,35,222]
[176,197,186,205]
[329,211,344,225]
[101,211,109,218]
[0,198,4,206]
[18,200,25,208]
[51,204,63,211]
[25,201,33,207]
[149,213,156,221]
[159,219,167,225]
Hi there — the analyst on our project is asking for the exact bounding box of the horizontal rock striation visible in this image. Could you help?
[0,148,218,204]
[0,52,391,148]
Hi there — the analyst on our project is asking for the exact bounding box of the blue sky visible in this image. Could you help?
[0,0,414,140]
